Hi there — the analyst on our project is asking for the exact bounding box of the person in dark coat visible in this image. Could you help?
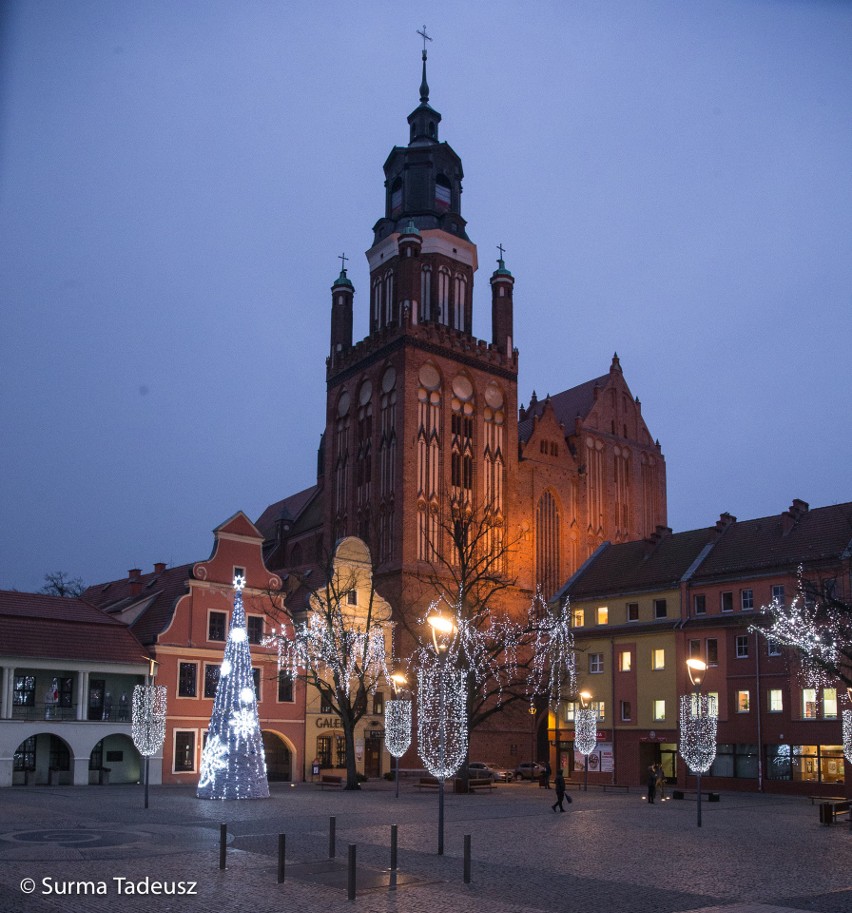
[543,759,552,788]
[551,768,570,812]
[647,765,657,804]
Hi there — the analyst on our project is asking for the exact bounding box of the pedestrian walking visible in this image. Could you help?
[655,762,666,801]
[551,768,571,812]
[647,765,657,804]
[543,759,552,789]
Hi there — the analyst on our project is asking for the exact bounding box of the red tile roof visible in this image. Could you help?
[256,484,320,538]
[0,590,147,664]
[518,375,609,444]
[83,563,193,645]
[692,501,852,581]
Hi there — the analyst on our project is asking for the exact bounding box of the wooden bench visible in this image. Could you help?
[318,774,344,788]
[809,795,846,805]
[672,789,720,802]
[466,777,496,792]
[416,777,440,789]
[819,800,851,824]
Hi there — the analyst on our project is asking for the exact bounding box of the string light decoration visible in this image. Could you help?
[527,590,576,711]
[197,574,269,800]
[131,683,167,757]
[385,699,412,758]
[417,661,468,779]
[679,694,718,774]
[843,710,852,765]
[574,708,598,757]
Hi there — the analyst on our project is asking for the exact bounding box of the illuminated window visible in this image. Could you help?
[652,648,665,670]
[737,690,750,713]
[653,700,666,721]
[597,606,608,625]
[572,609,585,628]
[823,688,838,719]
[619,651,632,672]
[590,701,606,721]
[769,689,783,713]
[803,688,818,719]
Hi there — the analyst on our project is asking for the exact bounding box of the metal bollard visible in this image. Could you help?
[329,815,336,858]
[219,823,227,870]
[277,833,286,883]
[463,834,471,884]
[347,843,357,901]
[390,824,398,891]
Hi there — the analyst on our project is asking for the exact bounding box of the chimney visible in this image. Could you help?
[128,568,142,596]
[781,499,809,536]
[643,525,671,557]
[715,512,736,534]
[153,562,166,575]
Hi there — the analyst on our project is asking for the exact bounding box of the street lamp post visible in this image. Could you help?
[131,658,166,809]
[385,672,411,800]
[427,612,457,856]
[680,658,717,828]
[575,690,597,792]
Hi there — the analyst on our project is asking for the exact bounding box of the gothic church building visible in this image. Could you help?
[258,52,666,623]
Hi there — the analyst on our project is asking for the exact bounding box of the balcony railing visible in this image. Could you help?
[9,703,131,722]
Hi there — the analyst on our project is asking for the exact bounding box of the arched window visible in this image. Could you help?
[536,491,561,600]
[437,269,450,325]
[420,267,432,322]
[390,177,403,217]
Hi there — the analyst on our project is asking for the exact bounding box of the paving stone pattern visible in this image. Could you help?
[0,781,849,913]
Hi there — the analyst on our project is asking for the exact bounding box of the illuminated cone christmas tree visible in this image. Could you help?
[197,575,269,800]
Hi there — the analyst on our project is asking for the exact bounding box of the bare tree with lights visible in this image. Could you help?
[264,537,392,790]
[405,506,548,774]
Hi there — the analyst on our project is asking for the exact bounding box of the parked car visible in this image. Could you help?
[514,762,546,781]
[468,761,513,782]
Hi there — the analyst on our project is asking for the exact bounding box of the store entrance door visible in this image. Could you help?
[364,732,383,778]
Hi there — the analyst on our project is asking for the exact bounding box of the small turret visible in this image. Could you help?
[491,251,514,354]
[330,261,354,362]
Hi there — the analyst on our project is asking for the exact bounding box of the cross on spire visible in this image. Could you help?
[417,25,432,55]
[338,252,349,272]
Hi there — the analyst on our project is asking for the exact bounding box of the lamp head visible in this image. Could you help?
[390,672,408,694]
[427,612,456,652]
[686,658,707,687]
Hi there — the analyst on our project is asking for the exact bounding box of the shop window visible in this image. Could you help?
[316,735,332,767]
[335,735,347,768]
[208,611,227,641]
[174,731,196,772]
[89,740,104,770]
[619,651,632,672]
[14,736,36,771]
[178,662,198,698]
[768,689,783,712]
[626,602,639,621]
[652,648,665,670]
[736,635,749,659]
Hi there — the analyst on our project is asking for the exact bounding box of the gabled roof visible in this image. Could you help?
[0,590,147,664]
[83,563,192,645]
[559,526,720,600]
[256,485,320,539]
[518,375,609,444]
[692,501,852,581]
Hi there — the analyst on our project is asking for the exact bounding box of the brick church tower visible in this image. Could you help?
[260,46,667,615]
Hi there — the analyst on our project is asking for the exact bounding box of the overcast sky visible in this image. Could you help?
[1,0,850,594]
